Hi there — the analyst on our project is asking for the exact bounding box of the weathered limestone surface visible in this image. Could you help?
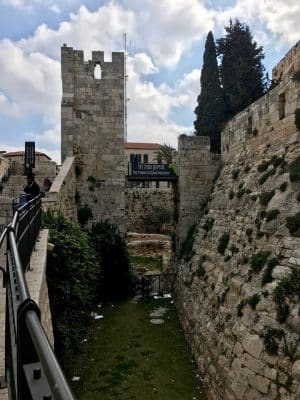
[61,45,125,233]
[175,44,300,400]
[177,135,221,244]
[42,156,77,221]
[125,188,174,233]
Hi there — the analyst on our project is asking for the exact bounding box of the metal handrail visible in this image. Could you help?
[1,194,76,400]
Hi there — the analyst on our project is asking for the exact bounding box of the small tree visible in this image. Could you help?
[194,31,225,153]
[155,143,178,164]
[217,19,267,118]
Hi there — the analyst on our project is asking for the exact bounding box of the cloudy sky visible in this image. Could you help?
[0,0,299,163]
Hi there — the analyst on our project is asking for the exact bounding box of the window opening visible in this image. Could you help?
[94,64,102,80]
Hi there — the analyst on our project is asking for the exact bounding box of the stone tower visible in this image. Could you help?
[61,45,125,233]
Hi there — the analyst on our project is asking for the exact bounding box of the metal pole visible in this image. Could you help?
[25,311,75,400]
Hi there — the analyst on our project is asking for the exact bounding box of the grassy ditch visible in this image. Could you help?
[68,298,205,400]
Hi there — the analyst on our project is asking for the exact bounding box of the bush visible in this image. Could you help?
[286,212,300,237]
[196,264,206,278]
[43,212,101,359]
[180,223,196,262]
[258,168,276,185]
[246,228,253,237]
[261,328,284,355]
[259,190,275,206]
[265,209,280,222]
[289,155,300,182]
[261,257,280,286]
[250,251,271,273]
[279,182,288,192]
[270,155,285,168]
[78,206,93,225]
[217,233,230,255]
[292,70,300,82]
[244,165,251,173]
[202,217,215,232]
[248,294,260,310]
[257,160,270,172]
[273,268,300,323]
[92,221,134,300]
[228,190,235,200]
[232,169,240,179]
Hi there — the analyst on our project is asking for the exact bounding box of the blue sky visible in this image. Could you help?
[0,0,299,163]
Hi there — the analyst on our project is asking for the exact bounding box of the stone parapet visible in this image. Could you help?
[42,156,77,221]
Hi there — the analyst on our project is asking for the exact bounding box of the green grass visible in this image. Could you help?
[130,256,163,271]
[68,299,206,400]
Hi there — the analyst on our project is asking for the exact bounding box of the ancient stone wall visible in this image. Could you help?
[177,135,221,244]
[42,156,77,221]
[125,187,174,233]
[272,40,300,81]
[175,49,300,399]
[61,45,125,233]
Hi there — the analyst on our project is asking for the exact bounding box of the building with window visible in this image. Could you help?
[124,142,161,165]
[125,142,175,188]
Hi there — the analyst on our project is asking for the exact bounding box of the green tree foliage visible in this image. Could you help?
[92,221,134,299]
[217,19,267,118]
[155,143,178,165]
[194,31,225,153]
[43,212,101,358]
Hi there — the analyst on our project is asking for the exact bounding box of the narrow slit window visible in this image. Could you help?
[278,93,286,120]
[94,64,102,79]
[247,116,252,134]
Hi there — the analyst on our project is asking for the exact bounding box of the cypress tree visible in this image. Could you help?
[217,19,267,118]
[194,31,225,153]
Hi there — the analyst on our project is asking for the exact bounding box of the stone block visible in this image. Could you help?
[242,334,264,359]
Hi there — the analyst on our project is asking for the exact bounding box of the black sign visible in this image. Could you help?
[25,141,35,168]
[131,163,176,178]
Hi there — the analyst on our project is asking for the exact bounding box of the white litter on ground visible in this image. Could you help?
[150,318,165,324]
[91,312,104,320]
[72,376,80,382]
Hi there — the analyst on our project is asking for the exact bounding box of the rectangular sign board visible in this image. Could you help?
[131,163,176,178]
[25,141,35,168]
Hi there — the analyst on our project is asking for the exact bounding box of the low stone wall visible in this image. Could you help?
[127,232,173,270]
[26,229,54,347]
[42,156,77,221]
[125,188,174,233]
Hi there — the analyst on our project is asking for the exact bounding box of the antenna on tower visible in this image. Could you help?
[123,33,128,142]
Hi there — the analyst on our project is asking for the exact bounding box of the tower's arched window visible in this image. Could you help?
[94,63,102,79]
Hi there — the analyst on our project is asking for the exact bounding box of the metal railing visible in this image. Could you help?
[0,195,75,400]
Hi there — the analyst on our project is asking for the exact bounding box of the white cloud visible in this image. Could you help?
[18,4,136,60]
[0,39,61,124]
[2,0,75,13]
[0,93,20,118]
[28,124,60,147]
